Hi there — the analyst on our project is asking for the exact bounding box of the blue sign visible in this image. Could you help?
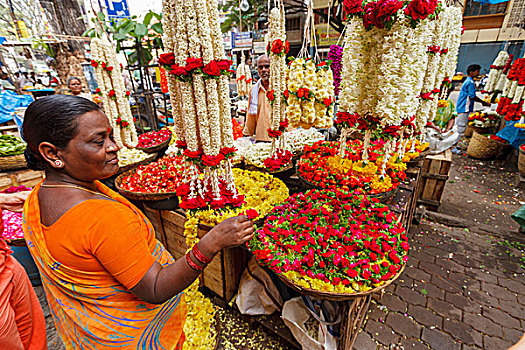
[105,0,130,19]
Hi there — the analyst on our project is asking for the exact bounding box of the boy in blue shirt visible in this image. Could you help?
[456,64,491,135]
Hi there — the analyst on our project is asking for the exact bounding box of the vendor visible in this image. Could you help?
[21,95,254,348]
[67,77,92,100]
[456,64,491,136]
[0,191,47,349]
[46,72,59,87]
[243,55,271,142]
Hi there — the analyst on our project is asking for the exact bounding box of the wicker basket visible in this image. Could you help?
[467,132,507,160]
[0,153,27,171]
[277,264,406,301]
[464,125,492,138]
[115,169,178,202]
[136,136,171,154]
[519,146,525,177]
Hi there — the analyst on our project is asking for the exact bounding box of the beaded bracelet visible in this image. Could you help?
[185,252,205,271]
[192,244,212,265]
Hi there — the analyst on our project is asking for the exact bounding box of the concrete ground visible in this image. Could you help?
[38,148,525,350]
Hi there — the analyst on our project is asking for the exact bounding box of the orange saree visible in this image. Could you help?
[23,181,186,349]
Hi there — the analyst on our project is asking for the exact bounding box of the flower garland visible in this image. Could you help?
[91,37,138,148]
[247,189,409,294]
[285,58,335,129]
[468,111,501,128]
[497,58,525,125]
[482,51,510,95]
[327,45,343,96]
[235,53,252,97]
[162,0,241,210]
[266,2,288,152]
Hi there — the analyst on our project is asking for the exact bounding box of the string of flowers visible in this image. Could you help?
[497,58,525,127]
[162,0,241,210]
[236,52,252,97]
[483,52,509,95]
[327,44,343,96]
[91,37,137,148]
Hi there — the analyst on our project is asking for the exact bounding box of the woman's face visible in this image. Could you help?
[68,79,82,95]
[59,111,120,181]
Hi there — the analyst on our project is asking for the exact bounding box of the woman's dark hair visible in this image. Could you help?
[67,76,81,87]
[22,95,100,171]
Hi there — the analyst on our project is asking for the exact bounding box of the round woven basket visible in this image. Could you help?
[467,132,506,160]
[0,153,27,171]
[245,162,294,177]
[277,264,406,301]
[116,153,157,175]
[136,136,171,154]
[519,146,525,177]
[464,125,492,138]
[114,169,178,201]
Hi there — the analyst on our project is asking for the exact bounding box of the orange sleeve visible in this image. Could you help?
[86,202,156,289]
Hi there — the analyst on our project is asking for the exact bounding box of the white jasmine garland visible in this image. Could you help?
[485,51,510,94]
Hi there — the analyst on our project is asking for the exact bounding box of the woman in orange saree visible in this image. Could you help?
[21,95,254,349]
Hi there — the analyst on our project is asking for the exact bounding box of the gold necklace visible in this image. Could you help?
[41,183,112,200]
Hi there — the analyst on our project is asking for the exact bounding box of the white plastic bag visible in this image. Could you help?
[236,257,283,315]
[281,297,337,350]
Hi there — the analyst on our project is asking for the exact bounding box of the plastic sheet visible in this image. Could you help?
[496,121,525,150]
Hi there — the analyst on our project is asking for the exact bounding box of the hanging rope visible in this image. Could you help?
[298,0,313,58]
[326,0,332,39]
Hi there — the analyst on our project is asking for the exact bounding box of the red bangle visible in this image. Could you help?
[185,253,205,271]
[192,244,212,265]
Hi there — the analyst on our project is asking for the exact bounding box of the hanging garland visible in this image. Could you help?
[161,0,240,211]
[91,37,138,149]
[236,52,252,97]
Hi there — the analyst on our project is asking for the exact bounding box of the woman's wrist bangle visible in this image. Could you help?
[185,252,205,271]
[192,244,213,265]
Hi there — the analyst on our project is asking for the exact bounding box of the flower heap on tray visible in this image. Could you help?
[468,111,501,129]
[91,37,138,148]
[136,127,172,151]
[337,0,461,168]
[247,189,409,294]
[119,155,185,194]
[161,0,242,211]
[298,140,412,195]
[285,57,335,129]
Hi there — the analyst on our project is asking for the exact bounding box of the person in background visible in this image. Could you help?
[243,55,271,142]
[0,71,16,91]
[30,72,36,85]
[46,72,58,87]
[0,191,47,350]
[455,64,490,136]
[23,72,34,86]
[17,72,28,89]
[22,95,253,348]
[67,77,92,101]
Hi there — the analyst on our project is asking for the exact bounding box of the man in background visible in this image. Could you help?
[243,55,271,142]
[456,64,491,136]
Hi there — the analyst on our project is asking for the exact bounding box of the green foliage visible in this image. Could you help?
[31,39,55,58]
[84,11,163,65]
[219,0,267,33]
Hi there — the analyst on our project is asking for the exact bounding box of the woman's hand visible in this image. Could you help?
[200,215,254,256]
[0,191,30,212]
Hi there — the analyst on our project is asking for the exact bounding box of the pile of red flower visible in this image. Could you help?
[120,155,184,194]
[247,189,409,293]
[264,149,293,172]
[488,135,508,144]
[158,53,233,81]
[137,127,172,149]
[297,140,406,194]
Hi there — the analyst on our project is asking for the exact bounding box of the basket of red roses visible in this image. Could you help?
[247,188,408,301]
[115,155,184,205]
[136,128,172,154]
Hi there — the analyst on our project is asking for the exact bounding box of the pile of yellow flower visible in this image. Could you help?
[181,170,289,349]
